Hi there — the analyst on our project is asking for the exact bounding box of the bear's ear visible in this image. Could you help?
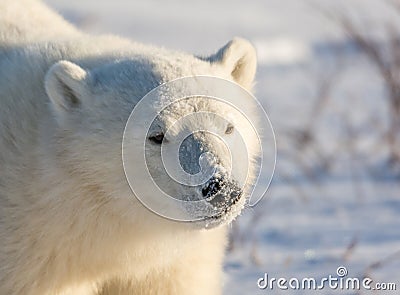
[45,60,89,113]
[209,37,257,90]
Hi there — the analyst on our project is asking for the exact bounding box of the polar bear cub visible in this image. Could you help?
[0,1,259,294]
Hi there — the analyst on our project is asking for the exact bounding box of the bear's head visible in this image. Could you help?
[44,37,260,229]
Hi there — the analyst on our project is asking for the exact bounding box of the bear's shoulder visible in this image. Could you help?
[0,0,81,45]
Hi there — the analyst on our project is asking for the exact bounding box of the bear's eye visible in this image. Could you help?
[149,133,164,144]
[225,124,234,134]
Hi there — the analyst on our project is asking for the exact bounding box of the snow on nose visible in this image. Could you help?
[202,175,243,210]
[202,177,222,199]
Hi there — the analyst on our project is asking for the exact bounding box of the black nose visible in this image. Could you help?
[202,177,222,198]
[202,176,243,211]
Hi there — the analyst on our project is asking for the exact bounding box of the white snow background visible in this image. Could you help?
[44,0,400,294]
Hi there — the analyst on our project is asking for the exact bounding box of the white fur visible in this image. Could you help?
[0,1,258,294]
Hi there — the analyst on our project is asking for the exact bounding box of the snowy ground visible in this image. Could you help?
[45,0,400,293]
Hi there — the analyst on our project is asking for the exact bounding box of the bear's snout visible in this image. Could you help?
[201,176,243,211]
